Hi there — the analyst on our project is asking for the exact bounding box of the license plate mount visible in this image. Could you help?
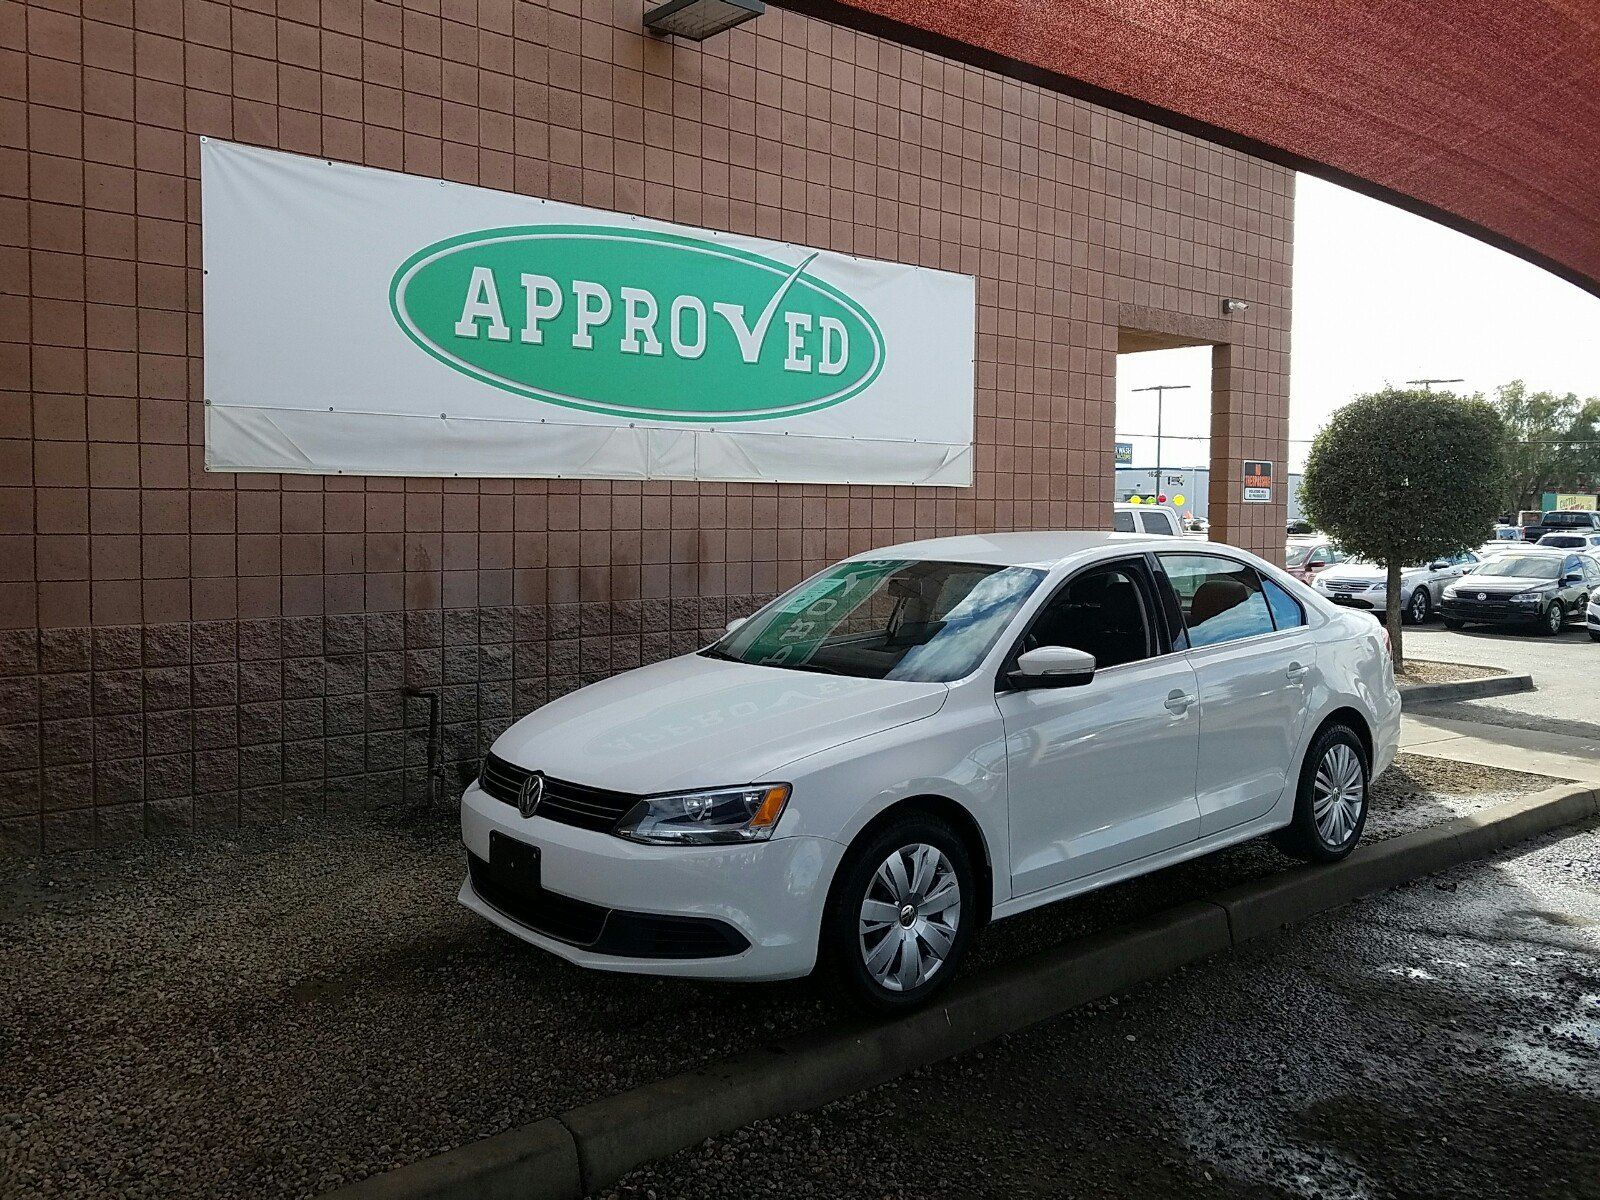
[489,830,541,892]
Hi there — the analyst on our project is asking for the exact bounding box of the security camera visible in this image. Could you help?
[1222,298,1250,314]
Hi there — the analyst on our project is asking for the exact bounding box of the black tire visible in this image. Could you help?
[822,812,977,1013]
[1404,587,1430,625]
[1537,601,1563,636]
[1442,617,1466,630]
[1271,723,1369,864]
[1590,630,1600,642]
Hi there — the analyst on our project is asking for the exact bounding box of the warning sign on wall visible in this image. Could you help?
[1243,460,1274,503]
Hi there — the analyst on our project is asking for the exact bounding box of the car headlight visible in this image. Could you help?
[1509,590,1545,604]
[1442,585,1458,599]
[616,783,791,845]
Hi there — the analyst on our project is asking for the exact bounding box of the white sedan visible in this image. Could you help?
[461,533,1401,1010]
[1312,552,1480,624]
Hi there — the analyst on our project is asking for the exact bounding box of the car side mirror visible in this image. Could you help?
[1430,561,1449,570]
[1009,645,1096,690]
[725,616,747,634]
[1563,572,1583,585]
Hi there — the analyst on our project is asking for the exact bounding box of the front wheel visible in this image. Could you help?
[1590,630,1600,643]
[1272,724,1368,863]
[1538,601,1564,636]
[1404,587,1430,625]
[823,814,976,1013]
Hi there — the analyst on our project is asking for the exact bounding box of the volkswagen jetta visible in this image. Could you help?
[460,533,1401,1010]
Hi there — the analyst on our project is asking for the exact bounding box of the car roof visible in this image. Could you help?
[847,530,1227,570]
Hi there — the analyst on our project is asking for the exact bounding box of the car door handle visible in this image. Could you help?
[1164,690,1193,715]
[1287,662,1309,681]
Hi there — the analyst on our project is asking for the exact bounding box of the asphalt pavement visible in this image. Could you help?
[604,818,1600,1200]
[1406,625,1595,733]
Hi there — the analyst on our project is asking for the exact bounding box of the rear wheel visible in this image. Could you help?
[823,813,976,1013]
[1538,601,1563,636]
[1272,724,1368,863]
[1404,587,1430,625]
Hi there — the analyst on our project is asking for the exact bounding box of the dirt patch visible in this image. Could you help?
[1396,659,1504,686]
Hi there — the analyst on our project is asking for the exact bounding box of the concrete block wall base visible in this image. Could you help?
[323,783,1600,1200]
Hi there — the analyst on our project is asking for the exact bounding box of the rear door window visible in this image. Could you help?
[1261,576,1306,629]
[1137,511,1172,535]
[1113,511,1136,532]
[1158,554,1278,648]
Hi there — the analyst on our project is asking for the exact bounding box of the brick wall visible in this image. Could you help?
[0,0,1293,853]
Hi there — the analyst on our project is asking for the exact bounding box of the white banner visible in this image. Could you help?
[200,140,976,486]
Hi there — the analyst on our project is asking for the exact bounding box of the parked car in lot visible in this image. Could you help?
[1588,588,1600,642]
[1441,549,1600,634]
[1112,503,1182,536]
[461,533,1401,1010]
[1523,510,1600,542]
[1312,551,1481,624]
[1536,531,1600,550]
[1284,538,1346,584]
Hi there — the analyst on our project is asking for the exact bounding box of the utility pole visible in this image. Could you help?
[1406,377,1464,392]
[1131,384,1191,497]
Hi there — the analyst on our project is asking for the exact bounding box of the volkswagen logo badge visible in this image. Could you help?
[1477,592,1487,601]
[517,771,546,819]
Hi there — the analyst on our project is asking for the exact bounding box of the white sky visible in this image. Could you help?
[1117,173,1600,472]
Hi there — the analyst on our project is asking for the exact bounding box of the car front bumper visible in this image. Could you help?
[1440,598,1545,625]
[1587,601,1600,631]
[459,781,845,981]
[1321,590,1384,610]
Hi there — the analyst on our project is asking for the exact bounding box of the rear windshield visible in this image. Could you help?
[1543,512,1596,528]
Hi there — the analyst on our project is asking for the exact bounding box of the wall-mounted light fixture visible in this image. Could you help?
[644,0,764,40]
[1222,298,1250,314]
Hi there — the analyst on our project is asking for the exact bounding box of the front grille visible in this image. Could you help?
[466,852,748,959]
[1320,579,1374,592]
[477,751,640,833]
[1443,598,1515,618]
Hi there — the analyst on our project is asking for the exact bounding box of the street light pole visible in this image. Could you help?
[1405,377,1464,392]
[1131,383,1192,497]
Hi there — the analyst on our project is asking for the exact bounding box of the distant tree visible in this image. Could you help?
[1490,380,1600,512]
[1300,388,1507,669]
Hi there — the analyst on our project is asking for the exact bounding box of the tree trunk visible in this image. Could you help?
[1386,560,1404,671]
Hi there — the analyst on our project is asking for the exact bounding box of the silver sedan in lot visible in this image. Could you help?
[1312,551,1481,624]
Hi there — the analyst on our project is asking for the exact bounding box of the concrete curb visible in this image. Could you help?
[1399,672,1534,705]
[324,782,1599,1200]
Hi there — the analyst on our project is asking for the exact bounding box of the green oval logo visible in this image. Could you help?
[389,225,885,422]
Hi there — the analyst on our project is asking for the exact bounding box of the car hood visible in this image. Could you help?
[490,653,949,792]
[1453,573,1554,592]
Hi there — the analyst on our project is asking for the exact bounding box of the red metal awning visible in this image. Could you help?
[782,0,1600,297]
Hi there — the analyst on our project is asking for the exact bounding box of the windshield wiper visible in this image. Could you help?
[699,646,740,662]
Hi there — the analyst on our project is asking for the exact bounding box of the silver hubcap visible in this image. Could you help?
[1411,591,1426,620]
[859,843,961,993]
[1313,743,1365,846]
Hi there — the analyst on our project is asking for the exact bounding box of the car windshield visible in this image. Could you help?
[1472,555,1562,579]
[706,559,1045,682]
[1285,544,1314,567]
[1539,535,1583,547]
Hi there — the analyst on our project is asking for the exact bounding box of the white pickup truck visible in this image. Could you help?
[1112,502,1183,536]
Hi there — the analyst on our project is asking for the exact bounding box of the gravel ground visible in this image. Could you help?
[0,755,1560,1199]
[1394,658,1500,685]
[605,819,1600,1200]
